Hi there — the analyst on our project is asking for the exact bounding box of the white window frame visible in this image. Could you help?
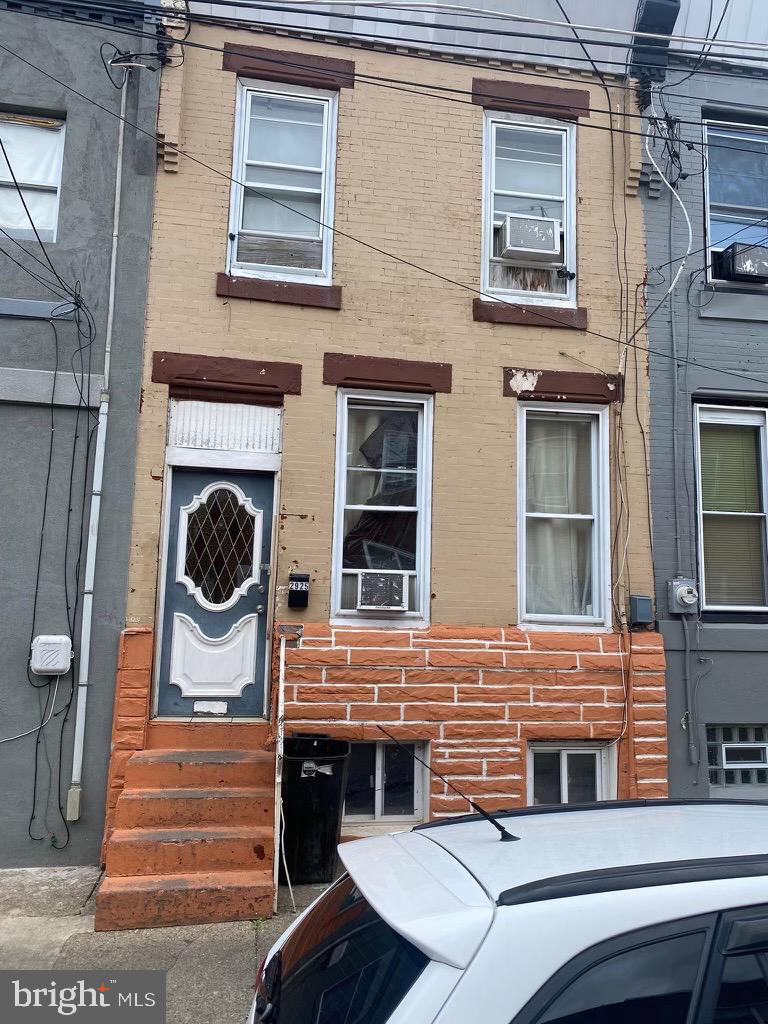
[331,388,433,627]
[703,119,768,287]
[517,403,611,628]
[0,114,65,243]
[343,740,428,823]
[694,404,768,611]
[481,111,576,307]
[227,78,337,284]
[527,743,616,805]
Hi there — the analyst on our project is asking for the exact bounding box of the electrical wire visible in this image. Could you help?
[68,0,768,66]
[1,678,62,745]
[7,37,768,397]
[18,0,768,100]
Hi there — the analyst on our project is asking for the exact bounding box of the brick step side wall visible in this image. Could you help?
[280,624,668,814]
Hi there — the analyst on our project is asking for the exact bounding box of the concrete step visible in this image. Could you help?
[124,749,274,789]
[95,869,274,931]
[146,720,271,750]
[114,787,274,829]
[105,826,273,877]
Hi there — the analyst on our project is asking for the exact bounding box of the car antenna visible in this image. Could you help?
[377,725,519,842]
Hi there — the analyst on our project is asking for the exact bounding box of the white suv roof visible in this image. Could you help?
[339,799,768,969]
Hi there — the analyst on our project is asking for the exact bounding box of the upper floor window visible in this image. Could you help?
[518,404,610,626]
[696,405,768,610]
[331,390,432,624]
[228,81,337,283]
[704,120,768,283]
[0,114,65,242]
[482,114,575,306]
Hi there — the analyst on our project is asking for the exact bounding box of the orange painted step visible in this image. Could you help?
[146,720,271,751]
[106,825,274,877]
[114,787,274,829]
[95,869,274,931]
[124,749,274,789]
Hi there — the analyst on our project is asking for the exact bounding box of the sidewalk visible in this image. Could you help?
[0,866,325,1023]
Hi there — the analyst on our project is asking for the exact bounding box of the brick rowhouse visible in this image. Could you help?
[280,626,667,811]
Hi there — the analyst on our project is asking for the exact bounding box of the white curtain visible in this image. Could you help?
[526,416,593,616]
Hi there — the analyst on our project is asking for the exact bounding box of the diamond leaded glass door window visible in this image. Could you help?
[175,481,263,611]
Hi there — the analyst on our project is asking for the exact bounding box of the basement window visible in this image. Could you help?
[528,744,615,805]
[0,113,65,242]
[708,726,768,791]
[228,80,337,284]
[343,741,427,822]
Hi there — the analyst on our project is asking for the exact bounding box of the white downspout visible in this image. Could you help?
[66,71,129,821]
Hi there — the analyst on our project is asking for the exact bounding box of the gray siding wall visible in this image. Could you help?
[643,65,768,799]
[0,9,158,864]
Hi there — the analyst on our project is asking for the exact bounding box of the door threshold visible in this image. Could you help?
[150,716,270,724]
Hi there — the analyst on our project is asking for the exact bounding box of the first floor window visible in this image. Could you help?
[0,113,65,242]
[528,744,613,805]
[519,404,609,624]
[482,113,575,304]
[707,725,768,789]
[343,741,426,821]
[228,80,337,282]
[696,406,768,609]
[332,390,432,621]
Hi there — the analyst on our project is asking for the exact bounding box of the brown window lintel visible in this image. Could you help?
[323,352,452,393]
[222,42,355,89]
[503,367,623,403]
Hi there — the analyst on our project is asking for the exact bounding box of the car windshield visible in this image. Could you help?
[255,874,429,1023]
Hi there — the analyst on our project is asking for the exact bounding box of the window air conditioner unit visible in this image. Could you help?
[721,242,768,284]
[500,213,562,262]
[357,572,408,612]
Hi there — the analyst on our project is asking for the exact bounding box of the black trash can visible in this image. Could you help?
[280,736,351,884]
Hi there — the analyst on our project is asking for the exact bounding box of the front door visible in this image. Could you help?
[156,468,274,717]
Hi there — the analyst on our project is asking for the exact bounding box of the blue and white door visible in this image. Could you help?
[156,468,274,717]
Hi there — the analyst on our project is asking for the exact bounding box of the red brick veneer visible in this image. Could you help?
[280,624,668,815]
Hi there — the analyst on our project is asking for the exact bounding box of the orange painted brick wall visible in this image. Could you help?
[281,624,667,815]
[101,628,153,857]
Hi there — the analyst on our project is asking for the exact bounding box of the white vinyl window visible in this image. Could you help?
[344,741,427,822]
[332,390,432,624]
[482,112,576,306]
[704,120,768,283]
[528,744,614,805]
[518,404,610,626]
[228,80,337,283]
[695,405,768,610]
[0,114,65,242]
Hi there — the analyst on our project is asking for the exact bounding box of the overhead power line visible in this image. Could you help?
[13,4,768,167]
[71,0,768,72]
[226,0,768,57]
[3,37,768,393]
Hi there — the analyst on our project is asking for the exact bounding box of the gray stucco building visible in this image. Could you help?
[0,3,158,864]
[640,20,768,799]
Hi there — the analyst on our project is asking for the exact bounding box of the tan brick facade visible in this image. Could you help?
[125,27,654,631]
[104,26,667,869]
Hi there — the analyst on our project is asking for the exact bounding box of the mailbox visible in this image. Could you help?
[287,571,310,609]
